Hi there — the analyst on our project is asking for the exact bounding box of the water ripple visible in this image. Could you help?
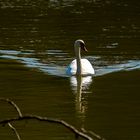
[0,49,140,78]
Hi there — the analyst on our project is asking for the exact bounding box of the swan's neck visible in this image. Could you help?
[75,47,82,75]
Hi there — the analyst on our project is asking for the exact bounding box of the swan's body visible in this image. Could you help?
[66,39,95,76]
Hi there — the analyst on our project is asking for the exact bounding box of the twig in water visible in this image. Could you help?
[0,98,105,140]
[0,98,22,140]
[8,123,21,140]
[81,128,106,140]
[0,115,93,140]
[0,98,22,117]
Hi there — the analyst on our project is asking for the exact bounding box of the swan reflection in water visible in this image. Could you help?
[70,75,93,119]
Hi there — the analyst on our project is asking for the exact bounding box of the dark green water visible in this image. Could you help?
[0,0,140,140]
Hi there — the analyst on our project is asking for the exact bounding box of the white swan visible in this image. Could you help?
[66,39,95,76]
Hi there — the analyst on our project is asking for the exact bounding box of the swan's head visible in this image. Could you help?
[74,39,88,52]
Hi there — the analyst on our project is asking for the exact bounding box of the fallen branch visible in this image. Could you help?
[0,98,22,117]
[81,128,106,140]
[0,98,22,140]
[8,123,21,140]
[0,98,105,140]
[0,115,93,140]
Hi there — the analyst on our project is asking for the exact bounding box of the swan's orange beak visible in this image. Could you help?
[80,42,88,52]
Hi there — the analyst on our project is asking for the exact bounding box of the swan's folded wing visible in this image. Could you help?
[81,59,95,75]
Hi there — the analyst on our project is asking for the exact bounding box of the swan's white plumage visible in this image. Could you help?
[66,39,95,76]
[66,58,95,76]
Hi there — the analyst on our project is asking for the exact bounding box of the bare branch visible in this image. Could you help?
[0,115,93,140]
[0,98,22,140]
[8,123,21,140]
[81,128,106,140]
[0,98,22,117]
[0,98,104,140]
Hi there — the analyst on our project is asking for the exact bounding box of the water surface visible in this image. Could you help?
[0,0,140,140]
